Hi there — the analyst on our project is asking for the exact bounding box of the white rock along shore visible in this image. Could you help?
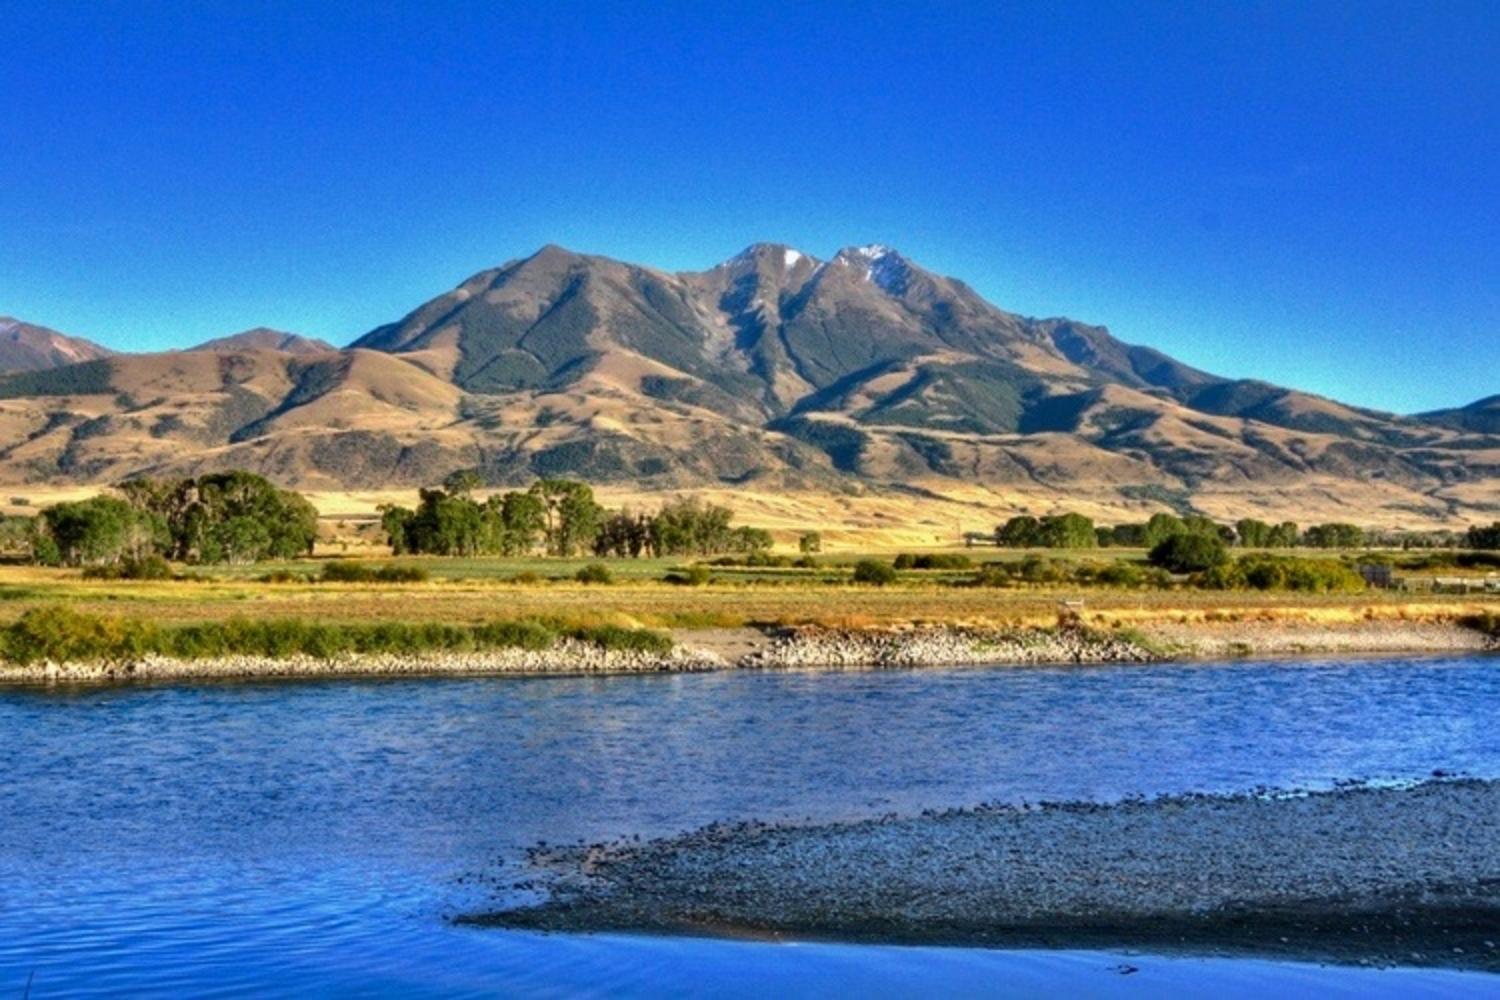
[0,639,725,684]
[0,621,1492,684]
[476,779,1500,971]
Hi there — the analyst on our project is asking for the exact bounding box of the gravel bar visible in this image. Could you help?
[474,780,1500,971]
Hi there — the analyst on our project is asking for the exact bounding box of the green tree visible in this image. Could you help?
[1038,513,1096,549]
[1466,522,1500,550]
[995,515,1042,547]
[1304,523,1364,549]
[1268,521,1300,547]
[531,479,602,557]
[496,490,546,555]
[1141,512,1187,548]
[1149,532,1230,573]
[203,515,272,564]
[379,504,415,555]
[798,531,822,554]
[1103,523,1148,547]
[38,496,165,567]
[442,468,483,497]
[1235,518,1273,548]
[120,471,317,563]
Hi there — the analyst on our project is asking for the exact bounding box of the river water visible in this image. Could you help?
[2,656,1499,997]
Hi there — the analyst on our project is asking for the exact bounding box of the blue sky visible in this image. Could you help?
[1,1,1494,412]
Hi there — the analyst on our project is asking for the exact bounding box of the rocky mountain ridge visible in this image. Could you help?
[1,245,1494,523]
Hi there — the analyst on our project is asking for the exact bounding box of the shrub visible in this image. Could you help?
[81,554,173,580]
[971,563,1014,587]
[664,564,712,586]
[1201,555,1365,593]
[1013,556,1070,585]
[257,569,312,583]
[1094,562,1158,588]
[1149,533,1230,573]
[851,559,898,585]
[0,608,675,664]
[319,561,430,584]
[574,563,613,584]
[0,605,159,664]
[567,623,673,655]
[472,619,557,650]
[1461,611,1500,638]
[798,531,822,554]
[895,553,973,571]
[743,551,792,567]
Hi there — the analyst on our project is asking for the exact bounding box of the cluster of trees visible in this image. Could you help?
[1468,522,1500,550]
[379,472,773,559]
[994,513,1099,549]
[994,511,1366,551]
[596,498,772,558]
[29,471,318,568]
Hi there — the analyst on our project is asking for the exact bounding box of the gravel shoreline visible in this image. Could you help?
[0,620,1492,684]
[473,780,1500,971]
[0,639,726,684]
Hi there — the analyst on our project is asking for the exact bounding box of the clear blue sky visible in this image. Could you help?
[1,2,1494,412]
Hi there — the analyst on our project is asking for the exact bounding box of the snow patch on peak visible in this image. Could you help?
[783,248,803,268]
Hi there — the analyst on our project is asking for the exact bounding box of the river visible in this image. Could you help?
[2,656,1498,996]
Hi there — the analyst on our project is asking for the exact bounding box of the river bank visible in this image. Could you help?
[0,618,1494,684]
[474,779,1500,971]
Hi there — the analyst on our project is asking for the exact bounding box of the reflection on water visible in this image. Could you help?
[2,657,1498,996]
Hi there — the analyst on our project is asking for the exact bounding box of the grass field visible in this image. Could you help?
[0,551,1494,634]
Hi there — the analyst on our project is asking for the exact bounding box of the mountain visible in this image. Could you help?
[0,245,1494,524]
[0,317,114,373]
[188,328,336,355]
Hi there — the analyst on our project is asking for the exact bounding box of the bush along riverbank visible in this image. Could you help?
[0,606,701,682]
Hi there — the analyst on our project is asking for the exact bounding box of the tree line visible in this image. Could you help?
[993,511,1369,551]
[378,470,773,559]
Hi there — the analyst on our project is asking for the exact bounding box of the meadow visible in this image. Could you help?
[0,547,1493,637]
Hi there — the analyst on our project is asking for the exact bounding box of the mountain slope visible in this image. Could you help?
[0,317,114,373]
[1419,395,1500,435]
[0,245,1494,524]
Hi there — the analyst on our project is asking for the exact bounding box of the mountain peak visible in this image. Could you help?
[834,244,911,293]
[718,243,815,272]
[0,316,114,372]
